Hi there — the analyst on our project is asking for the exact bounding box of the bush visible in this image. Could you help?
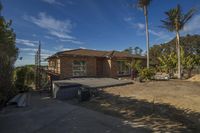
[139,68,156,81]
[14,66,34,92]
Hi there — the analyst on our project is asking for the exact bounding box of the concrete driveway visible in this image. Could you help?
[0,92,150,133]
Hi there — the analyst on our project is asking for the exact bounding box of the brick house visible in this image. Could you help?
[46,49,146,79]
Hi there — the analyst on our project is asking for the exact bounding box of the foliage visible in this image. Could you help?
[150,34,200,66]
[181,47,199,77]
[0,2,18,105]
[123,46,143,55]
[158,52,177,74]
[126,60,142,72]
[123,47,133,54]
[139,68,155,80]
[160,4,196,79]
[155,45,199,78]
[161,5,196,32]
[133,46,143,55]
[137,0,152,11]
[14,66,35,92]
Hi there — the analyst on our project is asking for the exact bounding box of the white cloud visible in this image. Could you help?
[131,21,173,43]
[16,39,38,47]
[24,12,73,39]
[79,47,86,49]
[149,29,173,44]
[20,48,37,52]
[54,45,71,51]
[183,14,200,34]
[124,17,133,22]
[16,46,58,66]
[20,47,55,55]
[60,39,84,45]
[28,52,52,58]
[24,12,84,44]
[41,0,64,6]
[54,45,64,51]
[132,22,145,30]
[44,35,54,39]
[49,31,74,39]
[137,23,145,29]
[63,48,71,51]
[149,29,162,37]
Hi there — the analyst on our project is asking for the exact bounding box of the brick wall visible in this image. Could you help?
[48,56,146,79]
[60,56,96,79]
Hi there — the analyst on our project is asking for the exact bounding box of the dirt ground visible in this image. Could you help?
[105,80,200,112]
[73,80,200,132]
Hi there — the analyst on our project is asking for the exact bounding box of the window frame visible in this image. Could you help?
[72,60,87,76]
[117,60,131,76]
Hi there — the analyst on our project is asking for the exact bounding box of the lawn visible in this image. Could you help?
[72,80,200,132]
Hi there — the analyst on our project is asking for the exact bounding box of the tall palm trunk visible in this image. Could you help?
[144,6,150,69]
[176,31,181,79]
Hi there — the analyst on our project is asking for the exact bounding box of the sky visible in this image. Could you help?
[1,0,200,66]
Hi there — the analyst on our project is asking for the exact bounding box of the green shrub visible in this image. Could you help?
[139,68,156,81]
[14,66,34,92]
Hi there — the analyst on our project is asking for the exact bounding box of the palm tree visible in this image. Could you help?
[137,0,152,69]
[161,5,196,79]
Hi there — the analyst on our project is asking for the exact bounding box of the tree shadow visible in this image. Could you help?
[76,90,200,133]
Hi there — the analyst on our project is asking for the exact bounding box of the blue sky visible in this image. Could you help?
[1,0,200,66]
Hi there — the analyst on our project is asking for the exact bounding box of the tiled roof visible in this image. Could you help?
[47,49,146,59]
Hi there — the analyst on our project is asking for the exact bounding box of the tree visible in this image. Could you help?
[14,66,35,92]
[150,34,200,66]
[123,46,143,55]
[161,5,196,79]
[0,2,18,105]
[156,45,199,78]
[180,47,198,78]
[137,0,152,69]
[123,47,133,54]
[133,46,143,55]
[158,51,177,75]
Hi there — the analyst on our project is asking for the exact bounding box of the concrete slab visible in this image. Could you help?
[54,78,133,89]
[0,92,149,133]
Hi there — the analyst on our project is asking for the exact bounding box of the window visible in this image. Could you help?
[72,61,86,76]
[48,59,60,73]
[57,59,60,73]
[48,60,56,71]
[117,60,130,75]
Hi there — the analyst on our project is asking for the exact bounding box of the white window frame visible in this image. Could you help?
[72,61,87,76]
[117,60,131,75]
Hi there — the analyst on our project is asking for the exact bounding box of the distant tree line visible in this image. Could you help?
[123,46,143,55]
[150,34,200,78]
[123,34,200,79]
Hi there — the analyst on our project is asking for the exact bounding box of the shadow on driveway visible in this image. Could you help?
[0,92,151,133]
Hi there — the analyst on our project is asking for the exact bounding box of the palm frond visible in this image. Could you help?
[160,20,175,32]
[161,4,196,32]
[182,8,197,26]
